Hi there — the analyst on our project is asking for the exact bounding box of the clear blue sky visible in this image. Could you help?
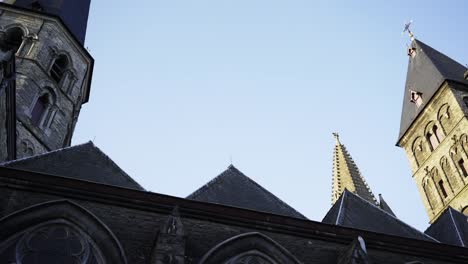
[73,0,468,231]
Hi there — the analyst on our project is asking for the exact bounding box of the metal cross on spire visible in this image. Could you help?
[403,20,415,41]
[332,132,341,144]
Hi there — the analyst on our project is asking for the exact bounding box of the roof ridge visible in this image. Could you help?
[0,141,93,166]
[187,165,306,219]
[335,190,347,225]
[228,167,306,219]
[415,39,467,75]
[186,166,232,199]
[89,143,145,191]
[448,207,466,247]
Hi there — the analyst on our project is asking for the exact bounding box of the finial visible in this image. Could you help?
[403,20,415,41]
[332,132,340,144]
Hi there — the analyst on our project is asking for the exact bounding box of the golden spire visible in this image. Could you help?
[331,134,377,205]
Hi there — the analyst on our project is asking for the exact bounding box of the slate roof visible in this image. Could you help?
[425,207,468,247]
[378,193,396,217]
[13,0,91,44]
[398,39,468,144]
[331,134,376,205]
[0,141,144,190]
[322,190,436,241]
[187,165,306,219]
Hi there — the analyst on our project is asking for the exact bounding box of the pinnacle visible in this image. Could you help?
[331,134,377,205]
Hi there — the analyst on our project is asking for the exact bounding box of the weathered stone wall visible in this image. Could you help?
[0,86,6,161]
[400,82,468,222]
[0,6,92,161]
[0,185,455,264]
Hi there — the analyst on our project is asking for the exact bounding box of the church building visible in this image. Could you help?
[0,1,467,263]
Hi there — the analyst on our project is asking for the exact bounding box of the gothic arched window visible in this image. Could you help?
[31,94,49,126]
[49,54,69,84]
[14,223,98,264]
[199,232,300,264]
[0,200,127,264]
[0,27,24,53]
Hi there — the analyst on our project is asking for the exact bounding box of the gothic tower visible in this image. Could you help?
[0,1,93,161]
[397,38,468,222]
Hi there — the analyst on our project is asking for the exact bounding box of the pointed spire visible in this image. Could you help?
[332,134,377,205]
[398,39,468,143]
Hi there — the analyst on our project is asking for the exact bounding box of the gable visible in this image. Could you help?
[187,165,306,219]
[0,142,144,191]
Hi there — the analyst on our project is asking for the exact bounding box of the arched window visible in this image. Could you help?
[437,179,448,198]
[412,137,424,167]
[49,54,69,84]
[31,94,49,126]
[199,233,301,264]
[0,27,24,53]
[441,157,462,191]
[434,124,445,142]
[437,104,450,134]
[422,177,438,210]
[0,200,127,264]
[458,158,468,177]
[426,124,443,150]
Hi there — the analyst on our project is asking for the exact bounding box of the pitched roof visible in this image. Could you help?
[12,0,91,44]
[425,207,468,247]
[186,165,306,219]
[322,190,436,242]
[0,141,144,190]
[378,193,396,217]
[398,39,468,143]
[331,134,376,205]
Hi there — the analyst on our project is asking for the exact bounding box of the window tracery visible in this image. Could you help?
[14,223,98,264]
[0,200,127,264]
[199,232,300,264]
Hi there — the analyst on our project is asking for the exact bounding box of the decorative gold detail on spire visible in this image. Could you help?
[331,134,377,205]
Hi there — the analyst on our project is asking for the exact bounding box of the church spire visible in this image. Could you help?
[332,133,377,205]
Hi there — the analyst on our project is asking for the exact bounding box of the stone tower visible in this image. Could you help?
[331,133,377,205]
[0,1,93,161]
[397,39,468,222]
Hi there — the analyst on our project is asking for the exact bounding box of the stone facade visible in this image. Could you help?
[0,84,6,161]
[399,81,468,222]
[0,4,93,162]
[0,167,466,264]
